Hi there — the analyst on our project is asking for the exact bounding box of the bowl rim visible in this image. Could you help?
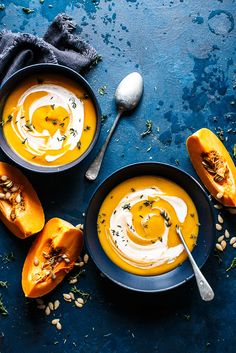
[0,63,101,173]
[84,162,215,293]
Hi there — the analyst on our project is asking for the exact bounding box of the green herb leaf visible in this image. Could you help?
[226,258,236,272]
[22,7,34,14]
[98,85,107,95]
[0,281,8,288]
[0,294,8,316]
[141,120,153,137]
[70,286,90,302]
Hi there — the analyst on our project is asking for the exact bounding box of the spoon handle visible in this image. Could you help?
[85,111,123,181]
[176,226,214,302]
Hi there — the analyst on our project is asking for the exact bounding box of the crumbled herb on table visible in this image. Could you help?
[0,281,8,288]
[22,7,34,14]
[226,258,236,272]
[0,295,8,316]
[98,85,107,95]
[0,252,15,264]
[141,120,153,137]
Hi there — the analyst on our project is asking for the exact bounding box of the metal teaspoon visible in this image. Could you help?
[176,225,214,301]
[85,72,144,181]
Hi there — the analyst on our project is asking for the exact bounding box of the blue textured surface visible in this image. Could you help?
[0,1,235,352]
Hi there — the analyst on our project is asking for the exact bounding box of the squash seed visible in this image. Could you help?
[45,306,51,316]
[64,257,70,263]
[56,321,62,330]
[51,272,56,280]
[1,175,8,181]
[214,204,223,209]
[52,319,59,325]
[75,301,83,308]
[5,192,11,199]
[69,278,78,284]
[216,243,223,251]
[76,297,84,304]
[221,240,227,250]
[216,223,222,231]
[79,261,84,267]
[54,300,60,310]
[34,257,39,266]
[48,302,54,311]
[218,214,224,224]
[0,193,5,199]
[69,292,75,300]
[217,235,224,243]
[230,237,236,245]
[63,293,71,301]
[84,254,89,264]
[216,192,223,199]
[15,194,21,203]
[233,243,236,249]
[11,185,19,192]
[225,229,230,238]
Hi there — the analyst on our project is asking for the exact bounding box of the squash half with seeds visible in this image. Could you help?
[22,218,83,298]
[187,128,236,208]
[0,162,45,238]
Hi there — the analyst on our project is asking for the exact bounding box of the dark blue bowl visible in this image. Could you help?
[85,162,215,292]
[0,63,101,173]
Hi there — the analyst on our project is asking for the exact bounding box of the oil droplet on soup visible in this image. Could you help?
[97,176,199,276]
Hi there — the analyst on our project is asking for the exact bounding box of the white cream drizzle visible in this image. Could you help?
[11,84,84,163]
[108,187,188,269]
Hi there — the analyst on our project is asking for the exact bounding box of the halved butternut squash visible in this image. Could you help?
[22,218,83,298]
[0,162,45,238]
[187,128,236,207]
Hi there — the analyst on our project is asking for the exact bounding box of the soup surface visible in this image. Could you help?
[97,176,199,276]
[2,75,96,167]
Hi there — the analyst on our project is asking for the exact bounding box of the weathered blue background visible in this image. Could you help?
[0,0,236,352]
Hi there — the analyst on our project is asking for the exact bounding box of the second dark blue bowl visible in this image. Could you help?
[85,162,215,293]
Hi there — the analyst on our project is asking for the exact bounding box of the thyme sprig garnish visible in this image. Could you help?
[143,200,154,207]
[70,128,78,137]
[98,85,107,95]
[141,120,153,137]
[226,258,236,272]
[69,97,77,109]
[122,203,131,211]
[70,286,90,303]
[1,115,13,127]
[0,295,8,316]
[160,210,172,227]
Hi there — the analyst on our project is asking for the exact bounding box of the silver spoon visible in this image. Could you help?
[85,72,144,181]
[176,225,214,301]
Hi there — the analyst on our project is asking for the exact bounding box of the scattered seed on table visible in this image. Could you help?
[48,302,54,311]
[216,223,222,231]
[214,204,223,209]
[233,243,236,249]
[69,278,78,284]
[54,300,60,310]
[217,235,224,243]
[230,237,236,245]
[84,254,89,264]
[76,297,84,304]
[79,261,84,267]
[218,214,224,224]
[221,240,227,250]
[216,243,223,251]
[52,319,59,325]
[225,229,230,238]
[45,306,50,316]
[56,322,62,330]
[63,293,71,301]
[75,301,83,308]
[69,292,75,300]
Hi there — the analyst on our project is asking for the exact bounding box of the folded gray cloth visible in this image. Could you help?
[0,13,98,86]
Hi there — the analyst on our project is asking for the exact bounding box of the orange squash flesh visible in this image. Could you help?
[0,162,45,238]
[22,218,83,298]
[187,128,236,207]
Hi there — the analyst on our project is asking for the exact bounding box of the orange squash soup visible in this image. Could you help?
[2,75,97,167]
[97,176,199,276]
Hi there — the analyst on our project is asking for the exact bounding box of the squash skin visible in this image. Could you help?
[22,218,83,298]
[186,128,236,207]
[0,162,45,238]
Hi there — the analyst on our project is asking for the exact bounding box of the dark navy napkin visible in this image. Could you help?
[0,13,98,86]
